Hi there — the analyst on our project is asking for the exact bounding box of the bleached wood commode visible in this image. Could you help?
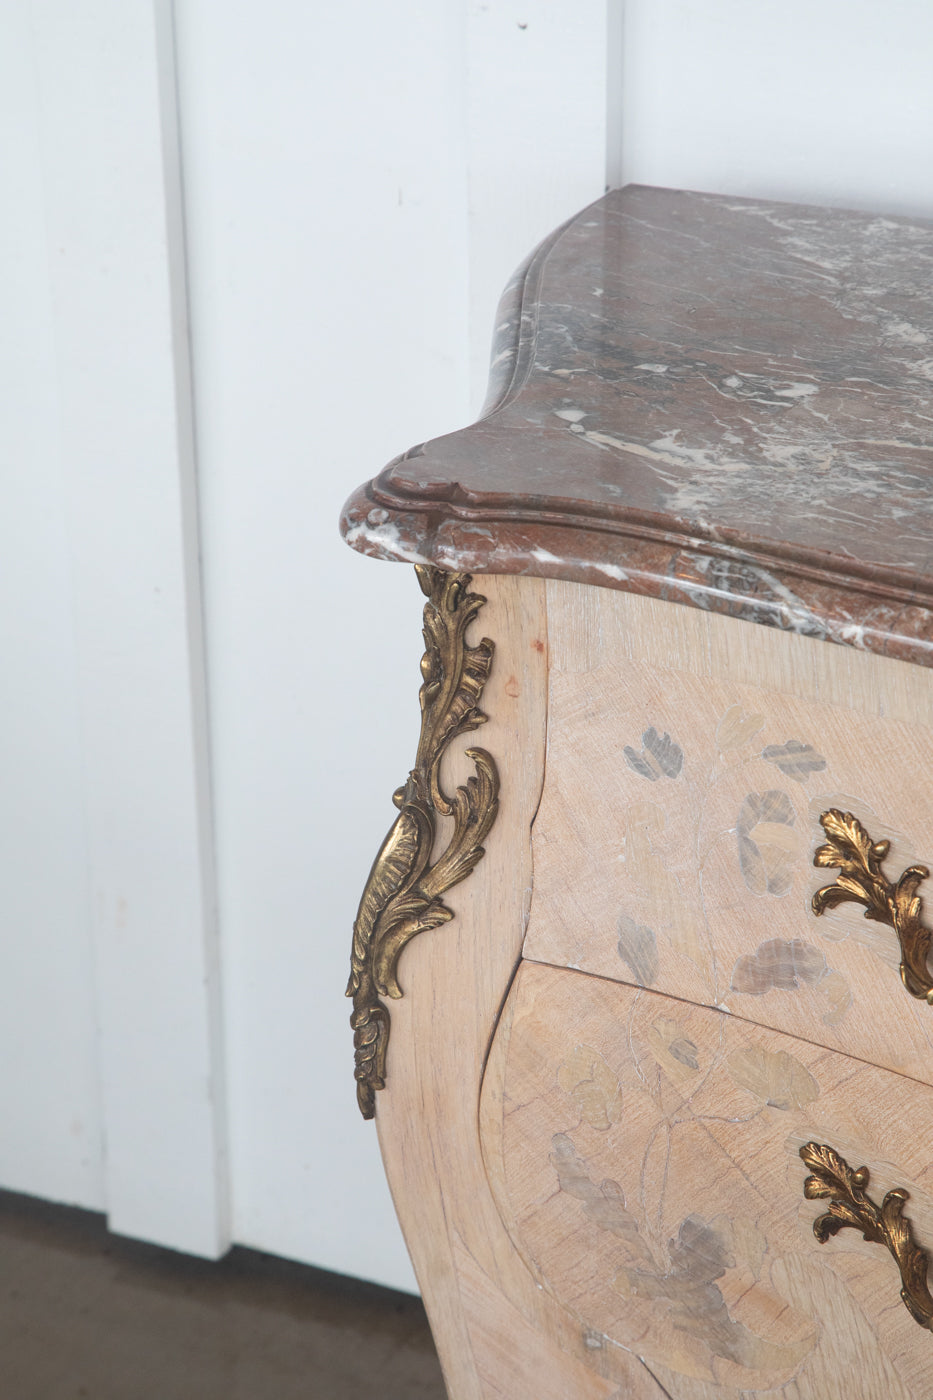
[340,187,933,1399]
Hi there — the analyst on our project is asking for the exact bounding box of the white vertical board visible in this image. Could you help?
[174,0,610,1290]
[28,0,228,1257]
[606,0,626,190]
[173,0,470,1293]
[466,0,610,406]
[0,7,104,1212]
[619,0,933,219]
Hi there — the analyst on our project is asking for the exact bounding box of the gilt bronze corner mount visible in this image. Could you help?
[346,566,500,1119]
[812,808,933,1003]
[800,1141,933,1332]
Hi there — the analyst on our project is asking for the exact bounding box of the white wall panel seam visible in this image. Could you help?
[30,0,230,1257]
[153,0,231,1253]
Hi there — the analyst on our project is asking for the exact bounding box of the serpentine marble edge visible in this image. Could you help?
[341,185,933,667]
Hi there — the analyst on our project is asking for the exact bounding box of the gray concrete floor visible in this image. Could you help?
[0,1189,446,1399]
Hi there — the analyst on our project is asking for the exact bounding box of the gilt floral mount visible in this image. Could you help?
[811,809,933,1003]
[801,1141,933,1332]
[346,566,500,1118]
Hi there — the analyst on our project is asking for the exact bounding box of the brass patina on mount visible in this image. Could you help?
[800,1141,933,1331]
[346,566,499,1119]
[812,808,933,1002]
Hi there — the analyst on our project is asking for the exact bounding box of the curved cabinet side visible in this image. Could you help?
[370,574,665,1400]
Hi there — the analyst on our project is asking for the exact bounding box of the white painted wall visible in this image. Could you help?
[619,0,933,219]
[466,0,609,403]
[172,0,470,1294]
[47,0,229,1261]
[2,0,228,1258]
[4,0,931,1301]
[173,0,608,1292]
[0,7,103,1211]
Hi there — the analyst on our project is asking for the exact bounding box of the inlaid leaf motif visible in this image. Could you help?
[643,727,684,778]
[624,727,684,781]
[737,790,799,896]
[819,968,853,1026]
[761,739,827,782]
[729,938,851,1024]
[727,1045,819,1111]
[551,1143,816,1374]
[617,914,659,986]
[557,1045,623,1130]
[624,746,658,781]
[717,705,765,752]
[648,1016,700,1081]
[617,1213,815,1371]
[731,937,826,995]
[550,1134,651,1262]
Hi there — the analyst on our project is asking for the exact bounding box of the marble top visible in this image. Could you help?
[341,185,933,666]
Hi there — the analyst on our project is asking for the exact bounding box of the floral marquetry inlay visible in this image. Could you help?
[526,610,933,1093]
[481,961,930,1399]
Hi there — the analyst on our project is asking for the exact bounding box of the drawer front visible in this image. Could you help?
[481,960,933,1399]
[526,589,933,1085]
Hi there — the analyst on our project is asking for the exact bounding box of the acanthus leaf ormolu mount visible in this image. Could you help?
[800,1141,933,1332]
[346,566,499,1119]
[812,808,933,1003]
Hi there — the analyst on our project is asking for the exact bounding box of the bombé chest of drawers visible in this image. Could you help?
[340,186,933,1400]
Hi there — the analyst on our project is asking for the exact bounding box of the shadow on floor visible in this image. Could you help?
[0,1189,446,1399]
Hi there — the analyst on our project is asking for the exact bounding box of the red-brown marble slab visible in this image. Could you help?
[341,185,933,665]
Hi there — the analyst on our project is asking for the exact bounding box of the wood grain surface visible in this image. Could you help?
[482,958,933,1399]
[527,580,933,1084]
[371,573,933,1398]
